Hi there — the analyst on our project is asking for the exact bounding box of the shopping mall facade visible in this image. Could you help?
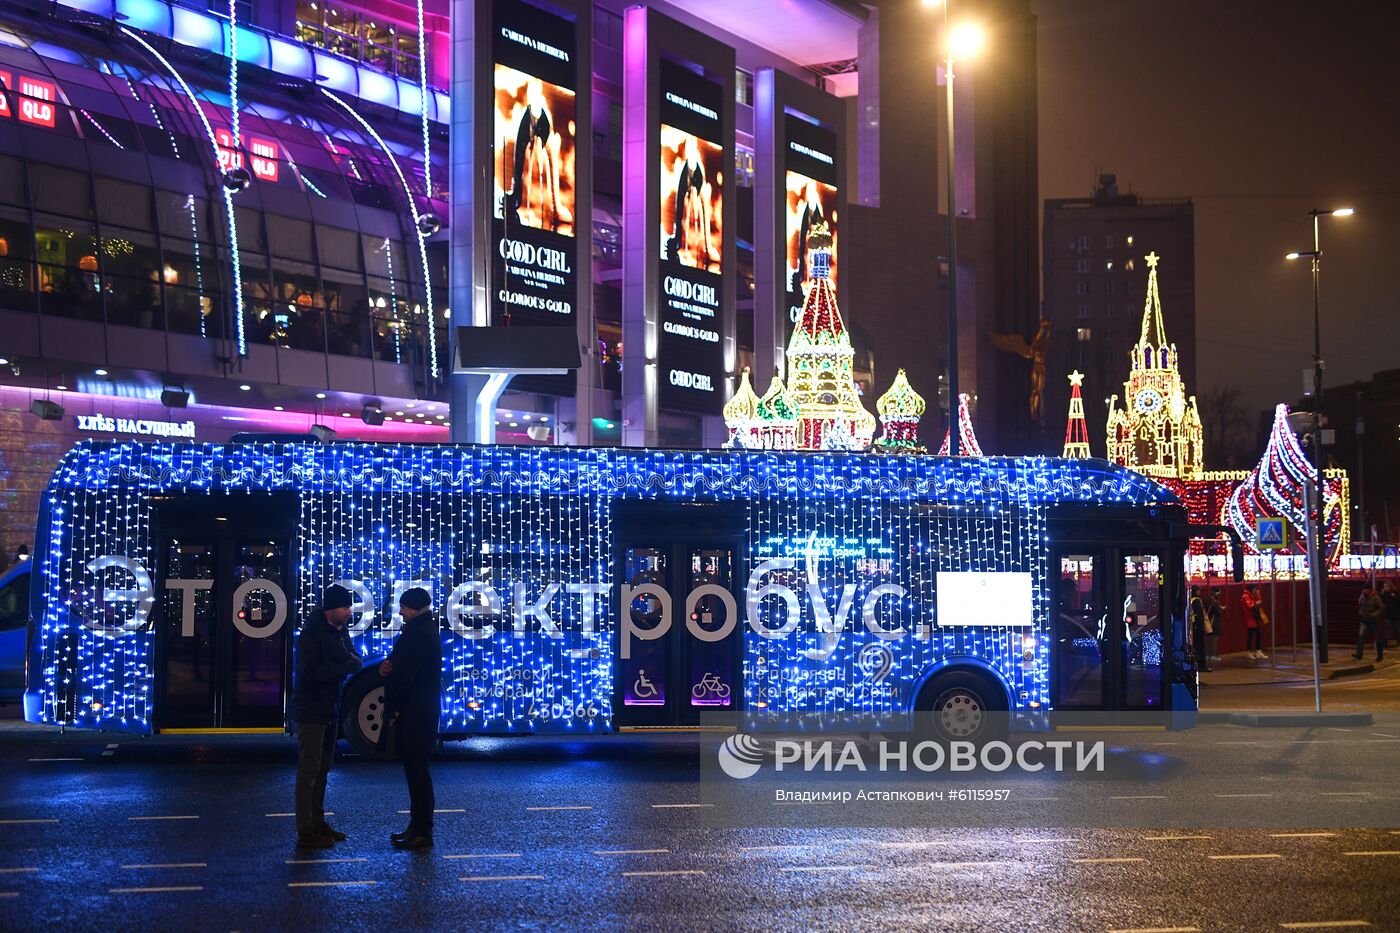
[0,0,1039,561]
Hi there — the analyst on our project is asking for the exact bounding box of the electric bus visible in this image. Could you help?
[22,439,1241,752]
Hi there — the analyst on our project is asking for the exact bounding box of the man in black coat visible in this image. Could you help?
[289,584,363,848]
[380,587,441,849]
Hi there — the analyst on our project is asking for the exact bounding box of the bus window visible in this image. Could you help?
[621,548,668,708]
[1055,553,1105,708]
[1122,553,1163,708]
[0,568,28,630]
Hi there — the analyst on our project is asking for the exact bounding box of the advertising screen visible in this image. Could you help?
[783,114,838,330]
[657,60,725,412]
[491,0,578,326]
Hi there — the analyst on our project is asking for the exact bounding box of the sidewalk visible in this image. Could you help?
[1200,643,1399,713]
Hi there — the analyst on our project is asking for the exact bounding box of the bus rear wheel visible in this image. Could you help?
[915,672,1008,744]
[341,669,396,761]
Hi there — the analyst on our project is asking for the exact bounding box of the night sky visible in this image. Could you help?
[1035,0,1399,420]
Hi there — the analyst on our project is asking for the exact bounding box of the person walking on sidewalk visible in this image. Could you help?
[1380,580,1400,649]
[1189,586,1212,672]
[1241,585,1268,660]
[381,587,441,850]
[1355,586,1386,662]
[289,584,363,849]
[1206,588,1224,663]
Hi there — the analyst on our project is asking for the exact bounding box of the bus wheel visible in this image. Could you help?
[341,670,395,761]
[916,672,1008,744]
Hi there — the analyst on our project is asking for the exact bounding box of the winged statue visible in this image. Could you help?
[986,317,1052,423]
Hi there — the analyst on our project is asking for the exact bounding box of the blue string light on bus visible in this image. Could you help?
[32,442,1174,733]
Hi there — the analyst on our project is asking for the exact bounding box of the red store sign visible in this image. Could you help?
[0,72,58,128]
[216,128,280,182]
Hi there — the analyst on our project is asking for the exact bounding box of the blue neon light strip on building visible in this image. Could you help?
[30,442,1177,735]
[56,0,450,124]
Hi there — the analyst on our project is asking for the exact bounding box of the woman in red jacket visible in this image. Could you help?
[1241,585,1268,659]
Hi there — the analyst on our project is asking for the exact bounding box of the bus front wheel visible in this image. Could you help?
[341,669,396,761]
[915,672,1008,744]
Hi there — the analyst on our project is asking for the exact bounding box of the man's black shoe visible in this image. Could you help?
[391,833,434,850]
[390,827,413,843]
[320,823,348,842]
[296,833,334,849]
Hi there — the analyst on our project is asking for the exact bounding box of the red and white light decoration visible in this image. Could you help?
[937,392,983,457]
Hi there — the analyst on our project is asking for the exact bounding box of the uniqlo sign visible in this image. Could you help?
[215,127,243,173]
[0,72,10,118]
[247,135,279,182]
[17,75,56,128]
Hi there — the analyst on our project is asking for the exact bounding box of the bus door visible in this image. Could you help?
[153,499,294,731]
[1052,546,1167,712]
[613,508,744,728]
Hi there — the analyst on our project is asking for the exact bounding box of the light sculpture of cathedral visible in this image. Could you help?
[873,368,926,453]
[782,222,875,451]
[1105,253,1203,479]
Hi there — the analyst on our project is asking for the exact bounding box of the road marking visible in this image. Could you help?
[0,892,16,898]
[27,758,82,763]
[651,803,714,809]
[287,881,378,888]
[1021,796,1061,801]
[1318,792,1369,797]
[108,886,204,894]
[120,863,206,870]
[461,875,544,882]
[1107,927,1200,933]
[1017,838,1078,844]
[1279,922,1372,929]
[1208,854,1282,860]
[622,869,706,878]
[128,815,199,822]
[1371,732,1399,738]
[1271,833,1337,838]
[779,865,862,873]
[1074,857,1147,864]
[1110,795,1167,800]
[525,805,592,811]
[1342,851,1400,857]
[594,849,670,856]
[266,812,334,818]
[396,809,466,814]
[1144,835,1212,841]
[442,853,521,860]
[923,861,1008,869]
[740,845,808,852]
[0,819,58,826]
[285,858,368,865]
[0,868,38,875]
[1215,741,1264,746]
[1214,793,1274,798]
[875,841,960,848]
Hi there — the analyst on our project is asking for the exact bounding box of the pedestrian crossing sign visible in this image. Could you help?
[1257,517,1288,550]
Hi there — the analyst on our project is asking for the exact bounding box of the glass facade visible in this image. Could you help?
[0,15,447,371]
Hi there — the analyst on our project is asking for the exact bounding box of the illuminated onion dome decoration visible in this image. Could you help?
[937,392,984,457]
[783,222,876,451]
[723,366,763,449]
[1226,403,1348,568]
[754,370,800,451]
[1061,370,1092,458]
[873,368,926,453]
[1105,253,1203,479]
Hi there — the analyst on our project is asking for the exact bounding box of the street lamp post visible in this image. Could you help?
[937,8,982,456]
[1286,206,1353,669]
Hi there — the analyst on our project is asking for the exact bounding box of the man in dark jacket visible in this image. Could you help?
[290,584,363,848]
[380,587,441,850]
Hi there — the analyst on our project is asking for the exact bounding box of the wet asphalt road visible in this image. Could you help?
[0,727,1398,932]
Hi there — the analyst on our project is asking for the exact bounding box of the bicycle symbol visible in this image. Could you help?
[691,673,731,702]
[633,669,657,699]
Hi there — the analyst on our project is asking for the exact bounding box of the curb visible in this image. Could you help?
[1226,711,1374,728]
[1328,663,1376,680]
[1196,711,1232,724]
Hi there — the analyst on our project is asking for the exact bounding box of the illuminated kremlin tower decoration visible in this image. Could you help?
[1226,403,1348,568]
[782,222,876,451]
[937,393,984,457]
[723,367,763,448]
[1062,370,1091,459]
[874,369,926,453]
[755,369,800,450]
[1105,253,1203,479]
